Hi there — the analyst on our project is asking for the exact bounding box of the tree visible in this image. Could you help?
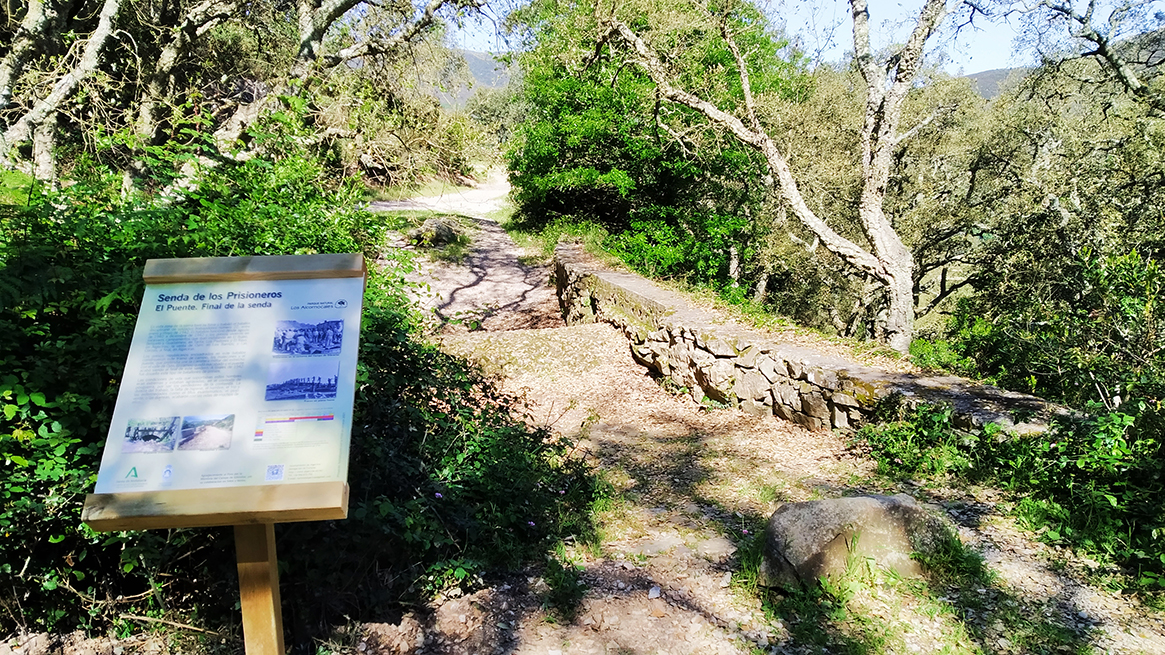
[0,0,484,183]
[507,0,820,301]
[1019,0,1165,113]
[593,0,974,353]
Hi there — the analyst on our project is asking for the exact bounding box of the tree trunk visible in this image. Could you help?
[32,117,56,184]
[883,264,915,354]
[600,1,956,353]
[0,0,57,112]
[1,0,121,166]
[753,270,769,304]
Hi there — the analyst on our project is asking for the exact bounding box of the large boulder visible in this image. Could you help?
[760,494,954,589]
[408,217,463,246]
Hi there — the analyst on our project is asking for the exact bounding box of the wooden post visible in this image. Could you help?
[235,523,285,655]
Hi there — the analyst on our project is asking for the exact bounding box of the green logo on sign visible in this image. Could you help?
[125,467,139,479]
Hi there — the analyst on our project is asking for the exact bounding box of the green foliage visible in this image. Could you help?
[540,550,587,620]
[856,403,971,480]
[0,170,35,207]
[858,402,1165,588]
[0,117,596,640]
[937,249,1164,408]
[506,0,810,290]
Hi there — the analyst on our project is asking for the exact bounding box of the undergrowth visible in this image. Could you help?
[855,400,1165,596]
[0,116,597,647]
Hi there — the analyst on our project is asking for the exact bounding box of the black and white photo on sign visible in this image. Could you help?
[178,414,235,451]
[272,319,343,356]
[122,417,180,453]
[265,358,340,401]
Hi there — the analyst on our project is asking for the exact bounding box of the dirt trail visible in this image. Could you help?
[369,174,561,331]
[363,183,1165,654]
[11,180,1162,655]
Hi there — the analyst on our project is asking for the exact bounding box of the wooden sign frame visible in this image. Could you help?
[83,253,367,655]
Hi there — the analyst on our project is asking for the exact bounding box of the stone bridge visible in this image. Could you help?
[554,244,1065,434]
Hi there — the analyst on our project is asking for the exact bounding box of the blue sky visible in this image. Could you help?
[449,0,1165,76]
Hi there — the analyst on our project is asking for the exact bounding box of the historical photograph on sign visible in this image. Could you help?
[265,358,340,401]
[177,414,235,451]
[121,417,180,453]
[272,319,343,356]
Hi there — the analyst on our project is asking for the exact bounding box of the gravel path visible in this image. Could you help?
[371,180,1165,655]
[11,179,1163,655]
[369,175,562,331]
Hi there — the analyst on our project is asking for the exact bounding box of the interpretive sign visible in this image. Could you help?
[83,254,365,531]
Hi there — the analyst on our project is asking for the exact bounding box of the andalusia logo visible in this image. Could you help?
[125,466,139,479]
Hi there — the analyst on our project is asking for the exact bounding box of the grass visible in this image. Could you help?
[0,170,35,206]
[499,213,622,268]
[732,525,1096,654]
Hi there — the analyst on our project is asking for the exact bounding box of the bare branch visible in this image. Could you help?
[600,17,885,279]
[893,104,953,147]
[2,0,122,163]
[320,0,446,67]
[1039,0,1165,112]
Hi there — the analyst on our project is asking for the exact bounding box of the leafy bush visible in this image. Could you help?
[1,119,595,641]
[948,248,1164,410]
[858,402,1165,587]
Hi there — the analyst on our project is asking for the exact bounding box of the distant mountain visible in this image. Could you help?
[461,50,511,88]
[438,50,512,108]
[964,67,1030,99]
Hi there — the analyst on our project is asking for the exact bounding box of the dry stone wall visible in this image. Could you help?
[555,244,1063,433]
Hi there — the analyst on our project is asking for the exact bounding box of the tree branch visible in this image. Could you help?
[0,0,57,112]
[1039,0,1165,112]
[320,0,446,67]
[599,17,885,279]
[2,0,122,164]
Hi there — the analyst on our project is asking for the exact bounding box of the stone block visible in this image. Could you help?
[774,381,800,408]
[737,346,760,368]
[758,356,787,383]
[793,412,823,431]
[740,397,771,417]
[806,367,839,389]
[831,403,849,430]
[701,335,738,357]
[690,348,715,370]
[774,403,797,421]
[801,392,829,420]
[786,359,805,380]
[831,392,859,408]
[848,408,864,425]
[734,371,771,401]
[696,359,736,403]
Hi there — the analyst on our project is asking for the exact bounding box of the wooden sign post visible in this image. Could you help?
[83,254,367,654]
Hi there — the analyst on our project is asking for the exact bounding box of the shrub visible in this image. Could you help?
[947,249,1164,409]
[1,120,595,641]
[858,401,1165,587]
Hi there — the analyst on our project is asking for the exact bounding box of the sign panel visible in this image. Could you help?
[93,275,364,495]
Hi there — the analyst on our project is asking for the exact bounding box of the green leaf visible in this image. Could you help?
[29,392,46,406]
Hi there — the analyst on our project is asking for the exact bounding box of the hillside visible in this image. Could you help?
[438,50,513,107]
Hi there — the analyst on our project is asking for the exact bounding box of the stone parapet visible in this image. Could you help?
[555,244,1063,432]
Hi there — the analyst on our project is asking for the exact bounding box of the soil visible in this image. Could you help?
[368,177,1165,655]
[8,176,1165,655]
